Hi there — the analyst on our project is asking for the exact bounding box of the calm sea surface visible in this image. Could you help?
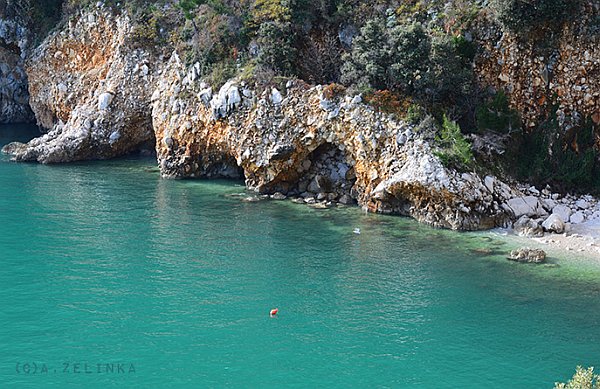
[1,125,600,388]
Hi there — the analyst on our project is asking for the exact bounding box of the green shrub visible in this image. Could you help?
[405,103,425,125]
[340,16,430,94]
[422,34,474,116]
[340,12,476,123]
[503,113,600,193]
[475,91,521,134]
[555,366,600,389]
[435,115,473,170]
[490,0,580,34]
[256,20,296,75]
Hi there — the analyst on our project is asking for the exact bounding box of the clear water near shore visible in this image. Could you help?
[2,125,600,388]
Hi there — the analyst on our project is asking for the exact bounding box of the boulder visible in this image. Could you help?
[541,213,565,234]
[307,175,331,193]
[570,211,585,224]
[271,192,287,200]
[271,88,283,105]
[338,194,355,205]
[513,215,544,237]
[508,248,546,263]
[98,92,113,110]
[552,204,572,222]
[506,196,544,218]
[210,81,241,119]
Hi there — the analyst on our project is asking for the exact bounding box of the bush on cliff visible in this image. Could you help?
[435,115,474,170]
[555,366,600,389]
[503,113,600,193]
[340,15,430,94]
[340,11,476,125]
[475,91,521,134]
[255,20,296,75]
[490,0,580,35]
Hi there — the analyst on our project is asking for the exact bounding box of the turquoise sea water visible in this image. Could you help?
[1,125,600,388]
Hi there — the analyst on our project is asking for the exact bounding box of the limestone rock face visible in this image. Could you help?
[0,10,34,123]
[151,54,517,230]
[8,6,159,163]
[474,4,600,129]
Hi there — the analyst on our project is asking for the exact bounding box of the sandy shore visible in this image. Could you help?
[533,220,600,256]
[503,219,600,259]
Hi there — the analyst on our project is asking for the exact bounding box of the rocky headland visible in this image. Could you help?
[2,2,600,246]
[0,2,34,123]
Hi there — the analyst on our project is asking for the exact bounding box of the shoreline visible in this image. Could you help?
[491,219,600,264]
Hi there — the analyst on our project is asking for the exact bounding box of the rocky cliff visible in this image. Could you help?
[9,6,159,162]
[4,3,600,232]
[474,2,600,129]
[0,2,33,123]
[151,53,519,230]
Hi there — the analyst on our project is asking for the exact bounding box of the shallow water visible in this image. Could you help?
[1,125,599,388]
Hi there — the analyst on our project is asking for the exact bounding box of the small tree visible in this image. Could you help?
[435,115,473,170]
[340,16,430,94]
[255,20,296,75]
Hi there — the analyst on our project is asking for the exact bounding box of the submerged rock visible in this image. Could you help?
[508,248,547,264]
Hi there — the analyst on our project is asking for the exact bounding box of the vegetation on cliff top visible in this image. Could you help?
[17,0,600,190]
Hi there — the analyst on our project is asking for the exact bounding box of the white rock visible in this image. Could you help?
[198,87,212,105]
[57,83,68,96]
[552,204,572,222]
[210,81,240,118]
[506,196,543,218]
[542,199,557,211]
[575,199,591,209]
[109,131,120,144]
[570,211,585,224]
[484,176,495,193]
[98,92,113,110]
[542,214,565,234]
[151,89,161,102]
[271,88,283,105]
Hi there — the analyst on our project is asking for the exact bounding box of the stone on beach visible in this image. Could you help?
[542,214,565,234]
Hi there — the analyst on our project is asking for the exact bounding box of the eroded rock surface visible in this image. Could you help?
[151,54,519,230]
[474,3,600,128]
[11,6,159,162]
[0,5,33,123]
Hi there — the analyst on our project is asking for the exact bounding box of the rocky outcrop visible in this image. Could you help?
[7,4,599,232]
[10,5,159,162]
[474,2,600,128]
[151,54,521,230]
[0,3,34,123]
[508,247,547,264]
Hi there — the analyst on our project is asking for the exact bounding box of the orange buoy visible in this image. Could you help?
[270,308,278,316]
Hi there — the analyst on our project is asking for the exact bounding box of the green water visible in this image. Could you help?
[1,126,600,388]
